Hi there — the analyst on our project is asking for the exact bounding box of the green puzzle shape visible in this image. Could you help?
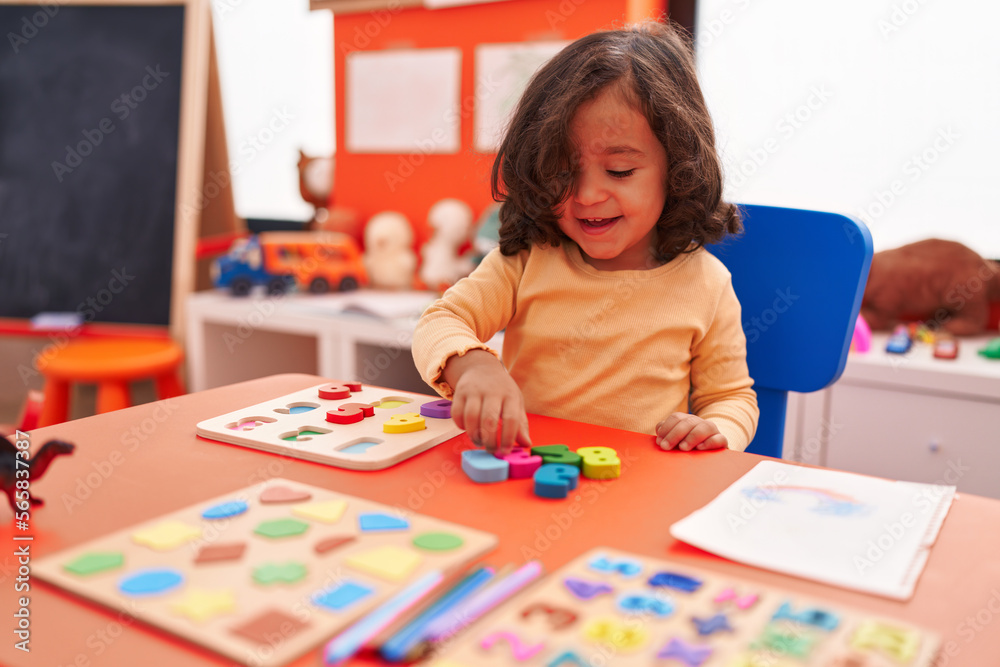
[63,552,125,576]
[254,518,310,539]
[253,561,308,585]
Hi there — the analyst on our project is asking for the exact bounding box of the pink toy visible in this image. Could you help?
[851,312,872,353]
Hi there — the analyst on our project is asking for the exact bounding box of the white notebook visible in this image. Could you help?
[670,460,955,600]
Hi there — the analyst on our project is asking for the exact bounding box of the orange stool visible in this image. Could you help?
[36,338,185,427]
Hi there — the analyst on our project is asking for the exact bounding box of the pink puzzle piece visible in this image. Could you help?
[496,447,542,479]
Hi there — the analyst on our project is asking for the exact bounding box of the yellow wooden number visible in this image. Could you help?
[577,446,621,480]
[383,412,426,434]
[583,618,647,651]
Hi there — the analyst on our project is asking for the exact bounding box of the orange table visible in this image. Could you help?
[2,373,997,667]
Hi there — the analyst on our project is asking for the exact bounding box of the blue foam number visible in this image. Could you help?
[533,463,579,499]
[461,450,509,483]
[617,591,674,617]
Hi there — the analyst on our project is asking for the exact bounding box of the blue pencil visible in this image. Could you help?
[323,569,444,666]
[423,560,544,642]
[379,566,496,662]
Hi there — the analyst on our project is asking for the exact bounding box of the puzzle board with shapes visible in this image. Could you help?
[425,547,940,667]
[195,381,462,470]
[33,478,497,667]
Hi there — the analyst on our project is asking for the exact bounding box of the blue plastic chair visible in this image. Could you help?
[707,204,873,458]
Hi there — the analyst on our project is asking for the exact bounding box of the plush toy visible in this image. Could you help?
[419,198,476,292]
[364,211,417,290]
[861,238,1000,335]
[297,149,365,245]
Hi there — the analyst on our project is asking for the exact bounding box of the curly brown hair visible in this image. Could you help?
[491,19,740,264]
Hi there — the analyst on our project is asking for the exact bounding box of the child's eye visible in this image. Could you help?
[608,169,635,179]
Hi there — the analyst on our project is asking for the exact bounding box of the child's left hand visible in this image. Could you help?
[656,413,728,451]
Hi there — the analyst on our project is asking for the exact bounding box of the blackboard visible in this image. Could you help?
[0,4,189,326]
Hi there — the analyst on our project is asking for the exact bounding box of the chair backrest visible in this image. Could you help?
[707,204,873,458]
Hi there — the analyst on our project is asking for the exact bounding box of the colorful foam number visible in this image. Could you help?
[383,412,426,433]
[480,631,545,660]
[546,650,591,667]
[751,623,820,658]
[530,444,582,467]
[772,601,839,631]
[589,554,642,577]
[617,591,674,617]
[656,637,714,666]
[520,602,578,630]
[325,402,375,425]
[462,450,509,484]
[563,576,614,600]
[850,621,921,663]
[533,463,580,499]
[317,381,362,400]
[420,399,452,419]
[497,447,542,479]
[577,446,621,479]
[583,617,648,651]
[692,613,734,636]
[648,571,703,593]
[714,587,759,610]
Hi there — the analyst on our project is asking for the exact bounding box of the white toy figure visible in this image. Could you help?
[364,211,417,290]
[420,198,475,291]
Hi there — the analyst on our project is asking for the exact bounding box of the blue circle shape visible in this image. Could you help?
[119,568,184,596]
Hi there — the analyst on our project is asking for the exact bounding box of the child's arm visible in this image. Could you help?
[411,249,532,453]
[441,349,532,454]
[659,280,759,452]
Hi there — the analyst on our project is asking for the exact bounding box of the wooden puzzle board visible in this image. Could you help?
[34,478,497,666]
[195,382,463,470]
[425,547,940,667]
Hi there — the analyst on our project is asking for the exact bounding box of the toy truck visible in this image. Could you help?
[213,232,367,296]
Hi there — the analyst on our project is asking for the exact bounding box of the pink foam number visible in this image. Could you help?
[326,402,375,425]
[714,587,759,610]
[497,447,542,479]
[480,631,545,661]
[419,399,452,419]
[318,382,362,400]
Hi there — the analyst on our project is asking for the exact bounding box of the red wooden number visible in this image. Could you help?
[325,402,375,425]
[318,382,362,400]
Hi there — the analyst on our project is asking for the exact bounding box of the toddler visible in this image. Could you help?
[412,21,758,453]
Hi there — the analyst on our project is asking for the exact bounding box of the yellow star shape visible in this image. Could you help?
[131,520,202,551]
[170,589,237,622]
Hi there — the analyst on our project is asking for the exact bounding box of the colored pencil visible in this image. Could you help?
[323,569,444,665]
[379,566,496,662]
[422,560,544,643]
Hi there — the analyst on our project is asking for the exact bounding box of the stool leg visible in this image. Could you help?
[96,381,131,414]
[39,379,70,427]
[155,371,185,400]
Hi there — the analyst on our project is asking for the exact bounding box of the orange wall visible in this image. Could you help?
[332,0,665,248]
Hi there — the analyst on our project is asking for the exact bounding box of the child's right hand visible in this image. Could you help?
[442,350,532,455]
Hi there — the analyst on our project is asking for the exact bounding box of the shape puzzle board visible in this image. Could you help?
[34,478,497,666]
[195,382,463,470]
[426,547,940,667]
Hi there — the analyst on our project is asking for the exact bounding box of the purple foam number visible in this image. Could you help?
[563,576,613,600]
[420,399,452,419]
[656,637,713,666]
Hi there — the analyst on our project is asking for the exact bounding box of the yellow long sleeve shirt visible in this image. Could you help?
[412,243,759,451]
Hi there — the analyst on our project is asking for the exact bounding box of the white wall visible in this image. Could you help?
[695,0,1000,258]
[212,0,333,221]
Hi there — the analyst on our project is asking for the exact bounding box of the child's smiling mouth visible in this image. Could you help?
[579,216,621,233]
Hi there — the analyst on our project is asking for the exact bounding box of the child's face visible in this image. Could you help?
[557,87,668,271]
